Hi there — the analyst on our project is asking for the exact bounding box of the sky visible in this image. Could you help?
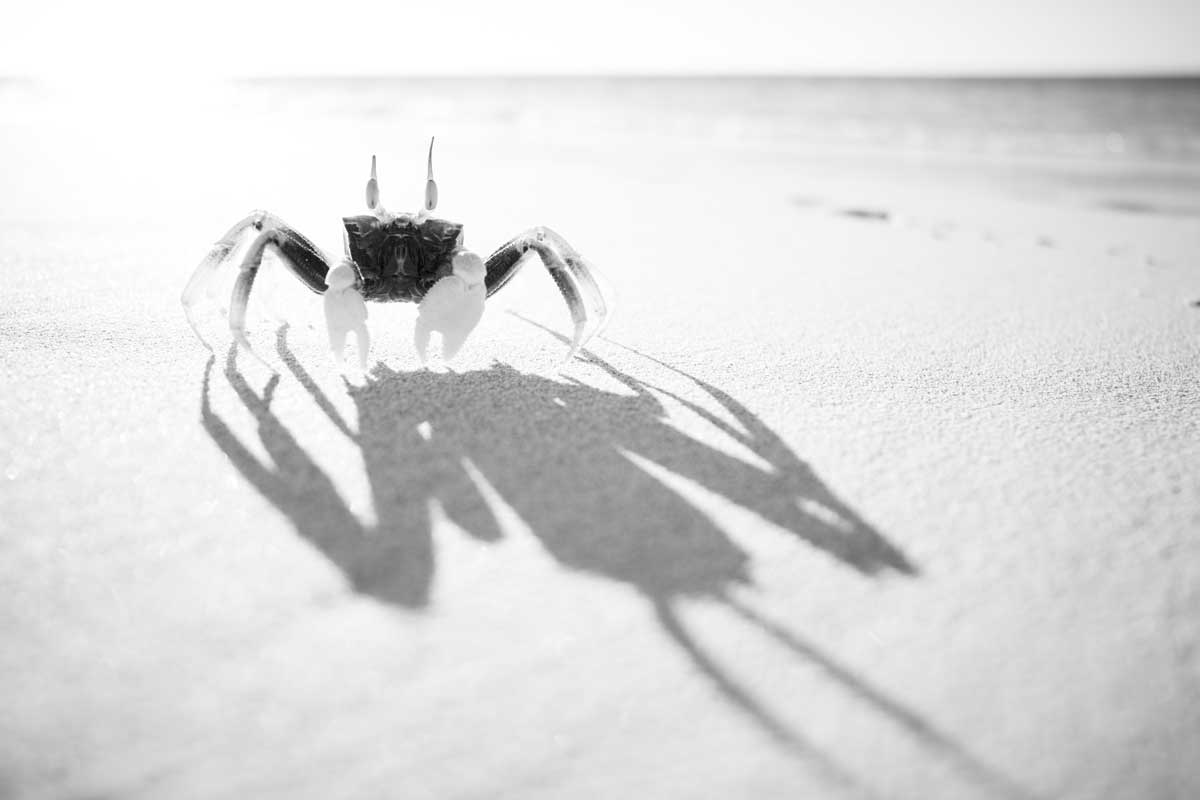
[2,0,1197,78]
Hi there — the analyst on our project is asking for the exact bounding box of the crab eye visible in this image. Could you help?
[366,155,380,209]
[424,137,438,211]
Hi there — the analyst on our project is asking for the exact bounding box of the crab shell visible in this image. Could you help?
[341,213,465,302]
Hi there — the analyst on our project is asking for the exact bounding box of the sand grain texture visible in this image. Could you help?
[2,81,1199,800]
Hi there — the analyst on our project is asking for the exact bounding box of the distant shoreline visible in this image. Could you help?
[4,73,1200,85]
[231,72,1200,83]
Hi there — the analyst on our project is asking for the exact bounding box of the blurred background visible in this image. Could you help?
[2,0,1198,228]
[3,1,1197,351]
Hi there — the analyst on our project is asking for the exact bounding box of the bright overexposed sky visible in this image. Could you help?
[2,0,1197,78]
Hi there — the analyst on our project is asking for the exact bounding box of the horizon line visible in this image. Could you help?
[5,69,1200,83]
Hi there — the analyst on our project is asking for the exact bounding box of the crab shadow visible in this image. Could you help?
[204,326,916,607]
[200,327,1033,800]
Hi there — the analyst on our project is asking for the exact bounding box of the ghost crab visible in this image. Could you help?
[182,139,611,367]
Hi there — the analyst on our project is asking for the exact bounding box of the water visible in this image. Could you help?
[2,76,1199,222]
[234,75,1200,163]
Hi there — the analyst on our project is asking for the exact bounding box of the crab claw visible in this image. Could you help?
[414,249,485,364]
[323,259,371,370]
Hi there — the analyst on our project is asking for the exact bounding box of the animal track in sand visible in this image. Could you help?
[827,205,1182,278]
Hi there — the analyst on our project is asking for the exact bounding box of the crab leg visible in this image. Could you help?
[182,211,284,346]
[483,227,612,358]
[180,214,328,347]
[226,226,333,363]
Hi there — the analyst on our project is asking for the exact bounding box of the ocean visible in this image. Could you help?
[2,76,1199,224]
[224,75,1200,162]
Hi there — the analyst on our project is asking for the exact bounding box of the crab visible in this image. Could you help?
[182,139,611,367]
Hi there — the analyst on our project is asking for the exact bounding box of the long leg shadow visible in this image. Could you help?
[722,595,1039,800]
[514,316,916,576]
[200,327,1034,799]
[201,345,435,607]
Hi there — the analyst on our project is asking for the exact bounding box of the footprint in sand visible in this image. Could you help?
[833,208,1067,254]
[930,221,957,240]
[837,207,891,223]
[791,195,825,209]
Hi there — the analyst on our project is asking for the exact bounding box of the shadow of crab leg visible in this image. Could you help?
[483,227,611,358]
[229,227,333,366]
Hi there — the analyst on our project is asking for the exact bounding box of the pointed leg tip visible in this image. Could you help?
[565,328,589,362]
[234,335,276,374]
[185,313,215,352]
[559,344,582,366]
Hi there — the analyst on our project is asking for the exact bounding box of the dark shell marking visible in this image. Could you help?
[343,214,464,302]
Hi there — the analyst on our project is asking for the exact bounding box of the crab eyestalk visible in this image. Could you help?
[366,155,380,210]
[425,137,438,212]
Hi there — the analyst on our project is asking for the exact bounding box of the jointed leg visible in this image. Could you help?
[228,226,333,363]
[182,211,331,349]
[183,211,278,345]
[483,227,611,359]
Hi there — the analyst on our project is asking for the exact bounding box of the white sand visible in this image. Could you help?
[2,83,1200,799]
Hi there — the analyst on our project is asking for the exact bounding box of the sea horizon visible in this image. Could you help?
[6,70,1200,82]
[3,71,1198,223]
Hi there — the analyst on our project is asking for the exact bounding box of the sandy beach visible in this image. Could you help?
[2,78,1199,799]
